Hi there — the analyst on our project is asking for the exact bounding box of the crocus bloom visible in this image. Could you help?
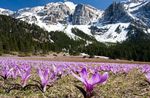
[11,68,18,79]
[52,64,63,77]
[10,64,19,79]
[72,68,108,95]
[145,73,150,82]
[37,68,50,92]
[19,66,31,87]
[1,65,13,80]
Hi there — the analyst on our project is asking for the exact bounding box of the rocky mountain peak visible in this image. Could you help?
[72,4,103,25]
[99,2,132,24]
[42,2,71,24]
[9,1,102,25]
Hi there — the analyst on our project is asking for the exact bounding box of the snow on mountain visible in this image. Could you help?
[124,0,148,12]
[94,0,150,42]
[129,1,150,27]
[0,8,13,16]
[10,1,103,42]
[93,23,130,42]
[0,0,150,43]
[14,1,103,25]
[64,1,76,13]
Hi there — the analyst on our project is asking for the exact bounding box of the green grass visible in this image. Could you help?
[0,69,150,98]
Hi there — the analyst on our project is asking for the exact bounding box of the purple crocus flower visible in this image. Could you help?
[11,68,19,79]
[10,64,20,79]
[1,65,13,80]
[18,66,31,88]
[37,68,50,92]
[145,73,150,82]
[52,64,63,77]
[72,68,108,97]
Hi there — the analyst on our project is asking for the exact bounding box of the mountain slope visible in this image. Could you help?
[0,15,51,54]
[92,0,150,42]
[0,15,102,55]
[7,2,103,42]
[0,1,150,43]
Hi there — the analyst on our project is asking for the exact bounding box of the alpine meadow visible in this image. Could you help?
[0,0,150,98]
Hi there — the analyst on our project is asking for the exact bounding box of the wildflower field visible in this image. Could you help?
[0,58,150,98]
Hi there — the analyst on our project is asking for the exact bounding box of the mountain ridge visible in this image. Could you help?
[0,0,150,43]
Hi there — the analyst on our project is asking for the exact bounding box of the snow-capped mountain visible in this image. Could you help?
[0,0,150,43]
[91,0,150,42]
[11,1,103,40]
[0,8,13,16]
[13,1,102,25]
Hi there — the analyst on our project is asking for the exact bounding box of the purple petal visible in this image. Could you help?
[22,74,31,87]
[145,73,150,82]
[38,68,50,87]
[85,84,94,93]
[72,72,86,84]
[89,72,101,86]
[52,64,57,73]
[37,68,45,83]
[44,69,49,79]
[98,72,109,84]
[80,68,88,80]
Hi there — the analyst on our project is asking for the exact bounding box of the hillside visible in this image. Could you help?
[0,15,103,55]
[0,15,50,54]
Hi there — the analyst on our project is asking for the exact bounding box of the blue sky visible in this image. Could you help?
[0,0,121,11]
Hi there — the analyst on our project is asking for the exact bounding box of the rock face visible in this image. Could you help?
[132,1,150,27]
[72,4,102,25]
[90,0,150,42]
[13,2,71,25]
[11,2,103,25]
[99,2,133,24]
[42,2,71,24]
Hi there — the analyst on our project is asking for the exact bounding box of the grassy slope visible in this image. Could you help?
[13,56,150,64]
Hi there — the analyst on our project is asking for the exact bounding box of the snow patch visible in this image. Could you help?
[64,1,76,13]
[94,23,130,43]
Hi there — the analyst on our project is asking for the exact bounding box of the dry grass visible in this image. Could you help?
[0,69,150,98]
[1,56,150,64]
